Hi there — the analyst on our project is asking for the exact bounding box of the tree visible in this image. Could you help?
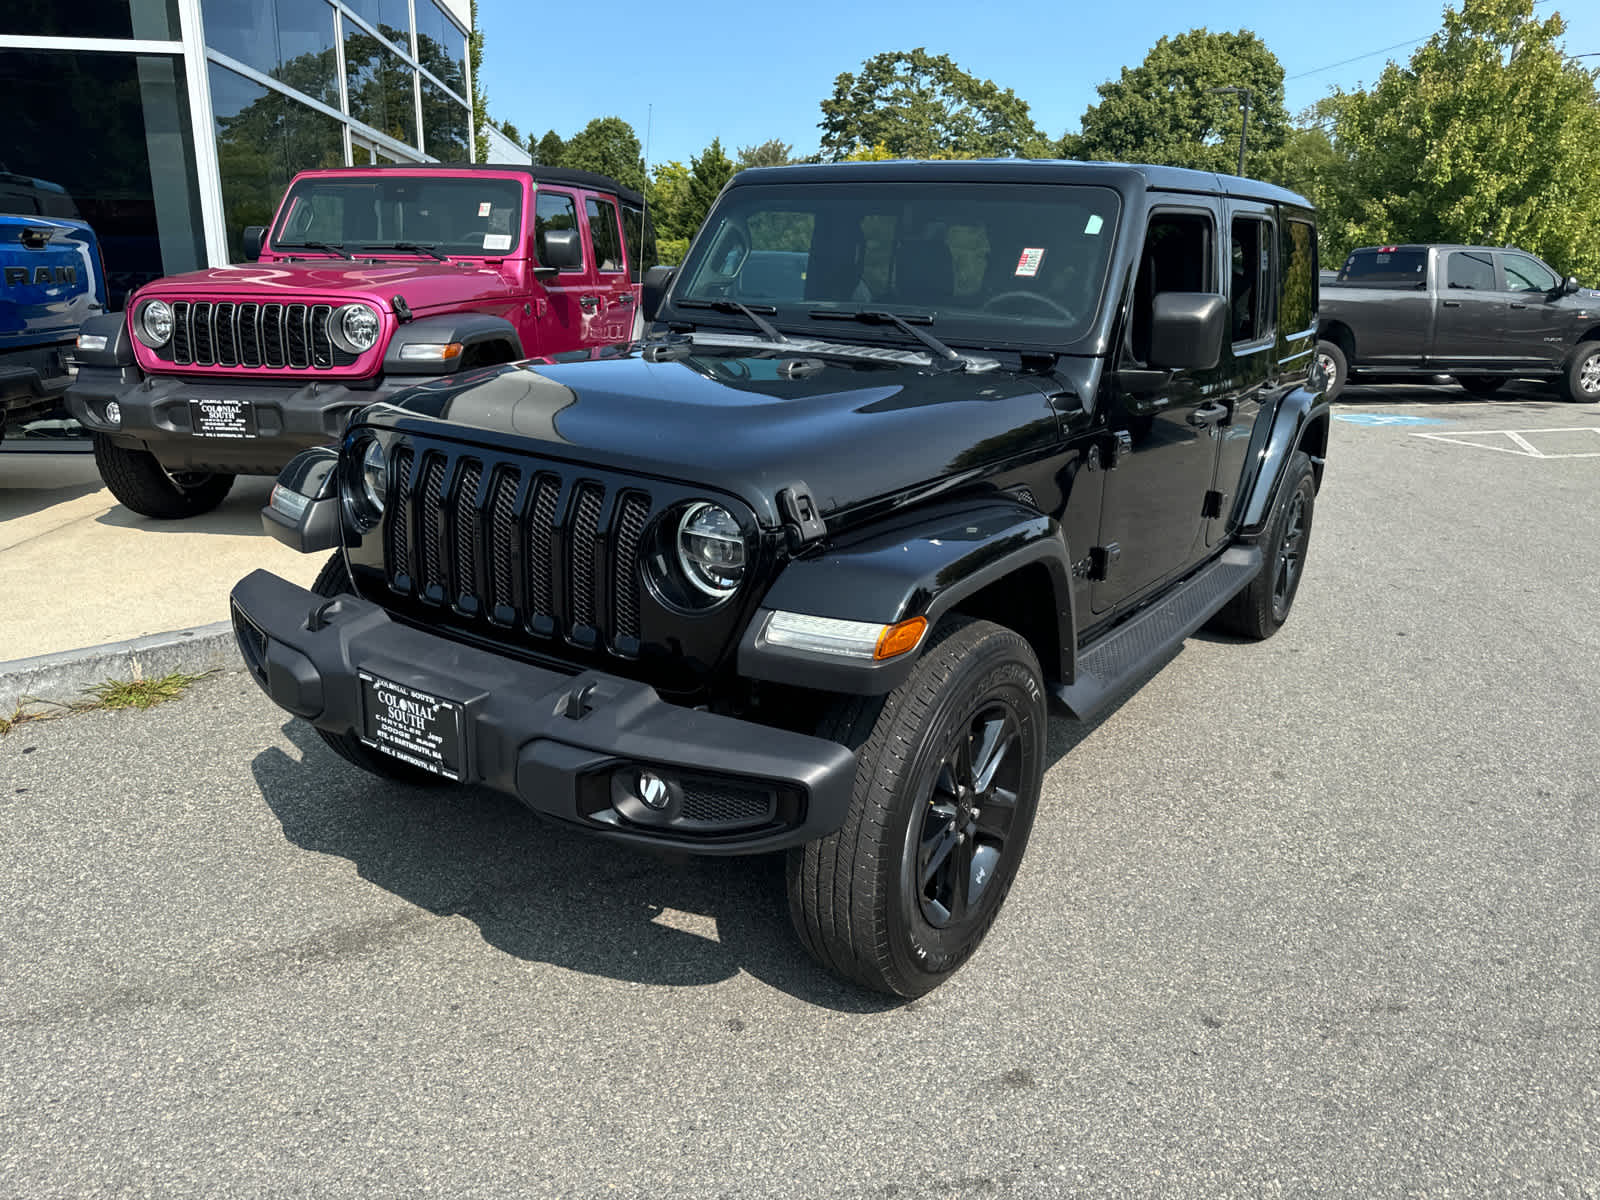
[469,0,487,162]
[1065,29,1289,177]
[736,139,793,169]
[687,137,735,231]
[647,160,694,261]
[561,116,646,192]
[818,48,1047,161]
[532,129,565,166]
[1322,0,1600,276]
[499,121,520,146]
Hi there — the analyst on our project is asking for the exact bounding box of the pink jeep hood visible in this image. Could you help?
[135,258,519,316]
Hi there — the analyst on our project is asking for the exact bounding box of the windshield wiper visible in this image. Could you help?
[274,240,352,260]
[676,298,790,343]
[357,242,449,261]
[809,309,965,367]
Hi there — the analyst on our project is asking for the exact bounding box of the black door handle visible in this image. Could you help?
[614,291,635,305]
[1510,302,1528,309]
[1186,401,1229,428]
[1441,299,1461,307]
[579,295,598,311]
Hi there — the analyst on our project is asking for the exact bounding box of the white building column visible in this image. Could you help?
[173,0,230,266]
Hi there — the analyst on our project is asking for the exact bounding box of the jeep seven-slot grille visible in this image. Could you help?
[384,446,653,652]
[167,300,360,370]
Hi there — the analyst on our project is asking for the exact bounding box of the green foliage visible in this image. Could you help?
[499,121,520,146]
[469,0,487,162]
[1320,0,1600,277]
[1066,29,1289,176]
[561,116,647,192]
[818,47,1048,161]
[647,160,694,243]
[736,139,794,169]
[532,129,565,166]
[687,137,735,232]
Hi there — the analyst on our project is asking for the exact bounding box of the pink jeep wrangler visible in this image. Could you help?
[67,165,657,518]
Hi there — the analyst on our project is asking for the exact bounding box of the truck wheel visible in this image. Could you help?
[787,618,1045,998]
[307,552,442,786]
[92,435,234,519]
[1458,376,1507,397]
[1560,343,1600,403]
[1314,341,1348,401]
[1210,451,1316,640]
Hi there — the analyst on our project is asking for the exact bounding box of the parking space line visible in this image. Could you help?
[1411,427,1600,458]
[1504,431,1544,457]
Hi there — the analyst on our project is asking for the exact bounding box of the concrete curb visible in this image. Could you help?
[0,621,238,711]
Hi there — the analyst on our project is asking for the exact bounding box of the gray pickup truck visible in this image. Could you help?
[1316,244,1600,402]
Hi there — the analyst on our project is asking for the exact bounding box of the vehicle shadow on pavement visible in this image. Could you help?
[249,717,905,1013]
[1338,381,1565,408]
[94,479,275,535]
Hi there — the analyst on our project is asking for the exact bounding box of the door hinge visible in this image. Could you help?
[1087,543,1121,582]
[1202,490,1226,520]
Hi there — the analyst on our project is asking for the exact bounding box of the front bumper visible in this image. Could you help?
[65,364,414,475]
[1,344,75,426]
[229,569,859,854]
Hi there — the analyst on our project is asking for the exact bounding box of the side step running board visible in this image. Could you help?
[1051,545,1262,721]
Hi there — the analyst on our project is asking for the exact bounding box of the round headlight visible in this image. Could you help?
[329,303,380,354]
[136,299,173,348]
[676,502,745,599]
[359,438,387,516]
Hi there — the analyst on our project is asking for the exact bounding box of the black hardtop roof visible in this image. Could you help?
[299,161,645,207]
[731,158,1311,209]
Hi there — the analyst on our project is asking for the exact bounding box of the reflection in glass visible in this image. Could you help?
[0,0,178,39]
[345,22,418,147]
[421,78,468,162]
[342,0,413,51]
[202,0,339,108]
[415,0,468,97]
[1,48,204,306]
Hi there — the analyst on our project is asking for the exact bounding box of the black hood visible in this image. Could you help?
[374,345,1065,526]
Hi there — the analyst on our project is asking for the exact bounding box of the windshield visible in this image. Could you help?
[269,175,524,257]
[667,181,1121,348]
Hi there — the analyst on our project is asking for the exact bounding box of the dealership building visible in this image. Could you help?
[2,0,480,307]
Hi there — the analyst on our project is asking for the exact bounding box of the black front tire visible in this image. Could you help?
[787,618,1046,998]
[92,434,235,519]
[1560,343,1600,403]
[307,552,442,786]
[1458,375,1507,397]
[1210,451,1316,640]
[1315,340,1348,401]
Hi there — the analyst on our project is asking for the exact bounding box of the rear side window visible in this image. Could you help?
[1338,248,1426,286]
[535,190,581,271]
[1278,218,1316,335]
[620,201,659,281]
[1230,215,1273,343]
[586,196,624,273]
[1446,251,1495,290]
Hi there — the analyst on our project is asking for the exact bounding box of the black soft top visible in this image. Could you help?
[308,162,646,208]
[732,158,1311,210]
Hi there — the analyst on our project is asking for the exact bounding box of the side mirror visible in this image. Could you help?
[1564,275,1581,295]
[641,265,676,322]
[1148,292,1228,371]
[537,228,582,273]
[241,226,266,261]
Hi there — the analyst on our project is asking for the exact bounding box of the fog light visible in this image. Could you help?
[103,400,121,426]
[636,770,671,810]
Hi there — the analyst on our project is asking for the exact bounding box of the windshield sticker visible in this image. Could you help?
[1015,248,1045,277]
[477,201,492,217]
[1084,214,1104,235]
[483,232,512,252]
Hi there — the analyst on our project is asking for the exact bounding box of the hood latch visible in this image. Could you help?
[777,483,826,551]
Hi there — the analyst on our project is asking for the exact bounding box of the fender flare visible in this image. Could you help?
[383,313,524,375]
[1238,384,1329,533]
[738,498,1075,695]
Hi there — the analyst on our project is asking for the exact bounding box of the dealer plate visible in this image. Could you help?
[358,671,465,781]
[189,396,257,438]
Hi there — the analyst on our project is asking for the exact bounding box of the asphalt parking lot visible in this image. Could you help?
[2,384,1598,1196]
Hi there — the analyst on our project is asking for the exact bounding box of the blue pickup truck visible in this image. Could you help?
[0,174,108,441]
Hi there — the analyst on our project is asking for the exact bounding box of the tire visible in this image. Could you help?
[1458,375,1507,397]
[92,434,234,519]
[307,552,442,786]
[1559,342,1600,403]
[1210,451,1316,640]
[1315,340,1348,401]
[786,617,1047,998]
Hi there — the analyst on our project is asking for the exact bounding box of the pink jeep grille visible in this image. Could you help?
[169,300,360,370]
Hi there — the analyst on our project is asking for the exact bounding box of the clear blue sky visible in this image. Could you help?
[477,0,1600,167]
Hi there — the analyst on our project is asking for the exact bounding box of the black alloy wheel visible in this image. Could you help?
[1209,450,1317,640]
[1271,485,1309,624]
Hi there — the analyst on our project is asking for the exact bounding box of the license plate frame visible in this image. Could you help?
[357,671,466,782]
[188,396,258,439]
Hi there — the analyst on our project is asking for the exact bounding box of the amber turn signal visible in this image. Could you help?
[874,616,928,660]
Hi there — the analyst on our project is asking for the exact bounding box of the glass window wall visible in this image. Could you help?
[202,0,339,108]
[0,0,179,40]
[421,78,468,162]
[415,1,467,98]
[342,0,413,50]
[344,22,418,148]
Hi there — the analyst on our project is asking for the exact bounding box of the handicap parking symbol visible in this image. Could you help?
[1333,413,1452,427]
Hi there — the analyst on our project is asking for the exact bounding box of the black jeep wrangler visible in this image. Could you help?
[231,161,1330,997]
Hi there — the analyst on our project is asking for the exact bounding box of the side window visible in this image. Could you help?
[1446,251,1495,290]
[586,196,624,273]
[1129,211,1214,364]
[620,201,659,281]
[1279,218,1316,335]
[1230,216,1272,343]
[535,190,582,272]
[1502,253,1557,293]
